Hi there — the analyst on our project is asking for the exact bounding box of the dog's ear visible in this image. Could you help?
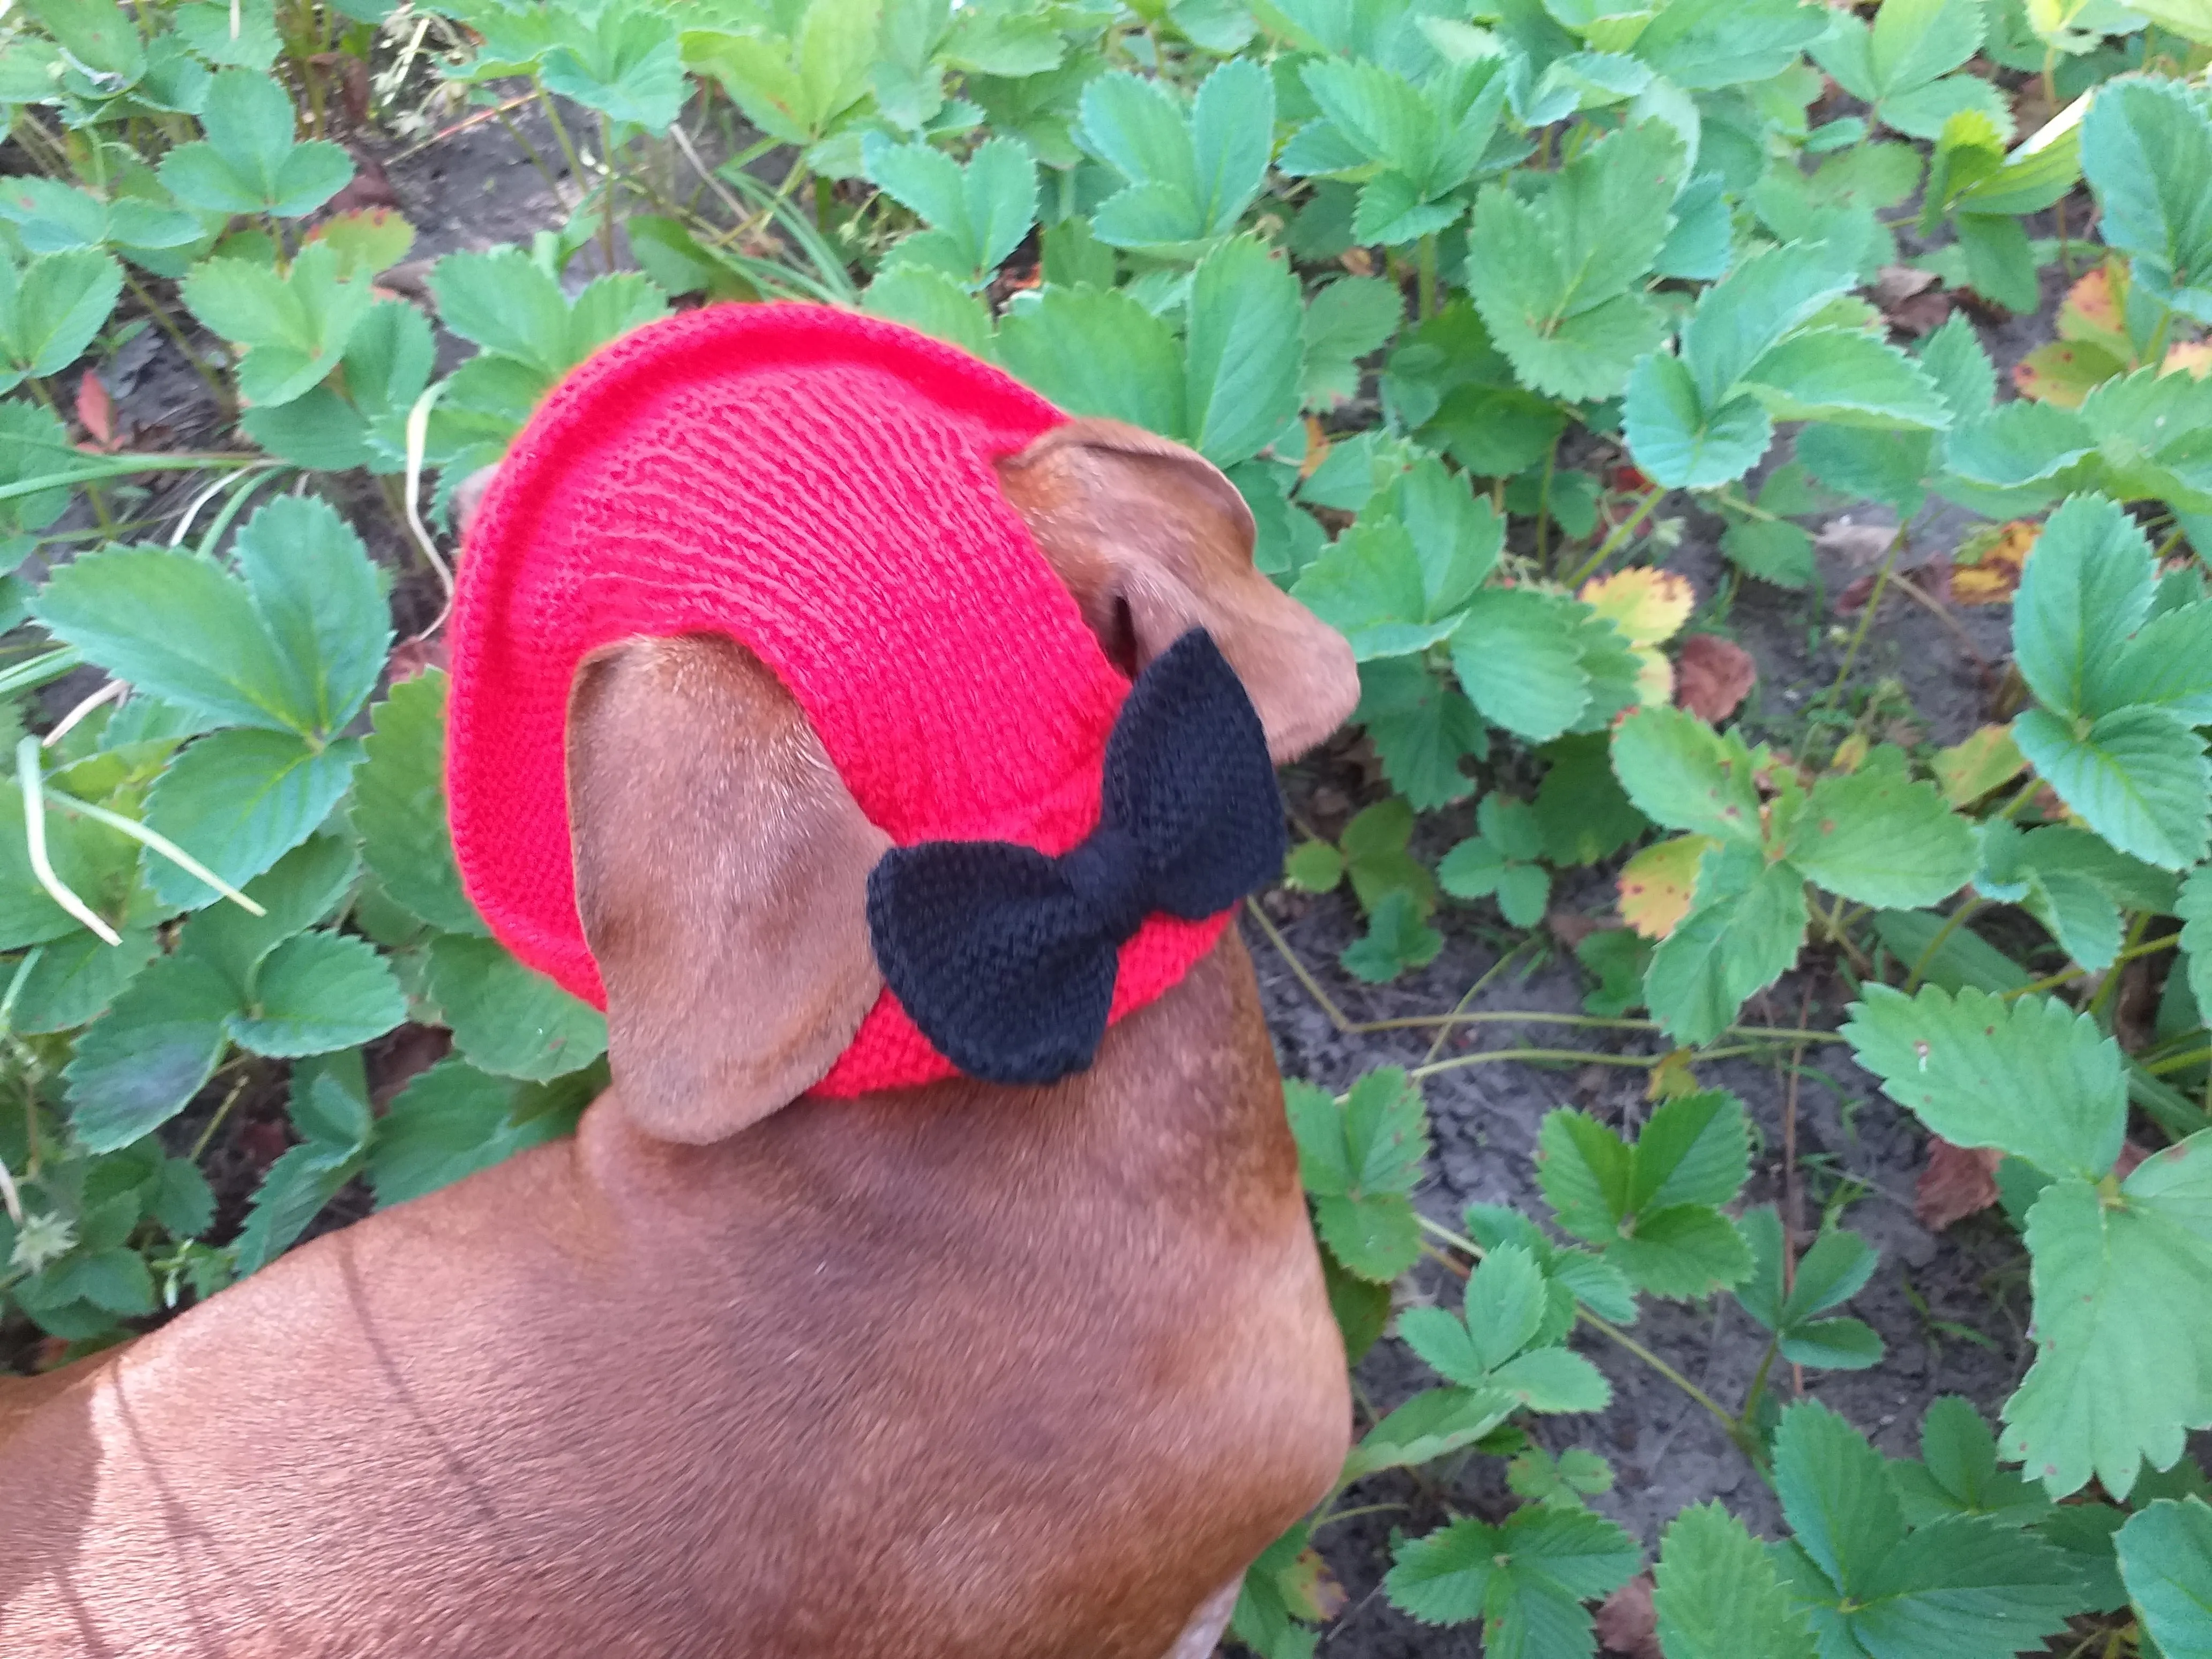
[566,635,891,1143]
[996,418,1359,763]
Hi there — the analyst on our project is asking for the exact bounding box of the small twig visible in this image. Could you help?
[1783,981,1813,1399]
[42,783,266,916]
[1822,525,1907,709]
[390,92,535,163]
[400,383,455,642]
[188,1074,252,1162]
[1886,570,1990,672]
[1566,485,1664,588]
[41,679,127,750]
[17,737,120,945]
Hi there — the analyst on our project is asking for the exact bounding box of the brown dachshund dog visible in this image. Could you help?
[0,419,1359,1657]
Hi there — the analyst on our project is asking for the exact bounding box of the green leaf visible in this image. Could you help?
[350,670,484,937]
[0,789,144,952]
[369,1057,592,1207]
[1645,843,1809,1048]
[1944,399,2094,490]
[1609,707,1764,845]
[2080,76,2212,325]
[1464,120,1685,400]
[2181,865,2212,1025]
[41,1247,155,1316]
[1842,984,2125,1179]
[230,494,391,736]
[1283,839,1343,893]
[141,729,362,910]
[862,263,996,359]
[1343,1385,1518,1481]
[1536,734,1646,866]
[1082,59,1272,251]
[2099,600,2212,724]
[426,932,608,1082]
[1784,767,1977,908]
[227,930,405,1058]
[179,830,357,992]
[2012,494,2156,722]
[1303,276,1402,409]
[1774,1398,1909,1596]
[231,1136,358,1276]
[1682,241,1863,408]
[998,285,1185,439]
[1451,588,1591,742]
[541,6,685,132]
[1285,1067,1428,1282]
[1653,1501,1817,1659]
[2117,1499,2212,1659]
[173,0,282,70]
[0,251,122,394]
[1294,523,1462,661]
[1536,1093,1753,1297]
[1385,1505,1641,1645]
[1354,658,1485,810]
[1742,326,1954,429]
[32,547,298,731]
[2001,1138,2212,1499]
[181,243,373,408]
[865,133,1036,283]
[1624,350,1773,488]
[27,0,146,80]
[2013,705,2210,872]
[1892,1395,2053,1528]
[64,950,237,1152]
[1340,887,1444,983]
[1185,235,1304,468]
[9,926,158,1034]
[1738,1207,1886,1370]
[157,69,353,217]
[1632,0,1830,89]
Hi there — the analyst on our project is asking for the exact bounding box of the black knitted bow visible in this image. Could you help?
[865,629,1284,1086]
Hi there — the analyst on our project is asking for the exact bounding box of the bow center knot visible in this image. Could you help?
[1060,824,1150,943]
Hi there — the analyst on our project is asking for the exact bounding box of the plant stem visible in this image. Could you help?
[121,268,233,413]
[1737,1336,1781,1436]
[597,110,622,275]
[1535,442,1557,571]
[1416,232,1438,322]
[1821,524,1906,709]
[0,453,260,505]
[2148,1046,2212,1077]
[1904,898,1983,993]
[1565,485,1663,587]
[2003,932,2178,1000]
[2087,911,2150,1023]
[1409,1043,1766,1081]
[535,86,587,197]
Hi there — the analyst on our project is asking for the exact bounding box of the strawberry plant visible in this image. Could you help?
[0,0,2208,1652]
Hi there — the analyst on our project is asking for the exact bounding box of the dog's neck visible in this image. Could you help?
[579,931,1296,1246]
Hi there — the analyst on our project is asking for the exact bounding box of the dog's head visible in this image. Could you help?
[455,419,1356,1142]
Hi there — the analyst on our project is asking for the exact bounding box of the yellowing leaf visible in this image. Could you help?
[1949,519,2038,604]
[2012,339,2125,407]
[2057,264,2131,357]
[1634,647,1674,708]
[1619,834,1715,940]
[1646,1048,1701,1101]
[2162,340,2212,379]
[1830,733,1870,774]
[1580,567,1696,646]
[1933,724,2028,807]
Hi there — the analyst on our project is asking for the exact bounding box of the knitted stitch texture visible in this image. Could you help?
[446,302,1230,1097]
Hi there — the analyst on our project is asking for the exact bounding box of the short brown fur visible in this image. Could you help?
[0,420,1358,1657]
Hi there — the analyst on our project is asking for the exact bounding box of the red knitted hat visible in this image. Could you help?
[445,302,1231,1097]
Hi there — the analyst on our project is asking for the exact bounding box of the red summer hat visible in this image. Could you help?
[444,303,1232,1097]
